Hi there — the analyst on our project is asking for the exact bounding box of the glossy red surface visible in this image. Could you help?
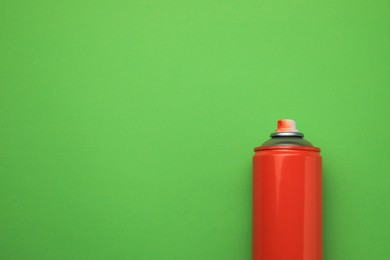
[253,146,322,260]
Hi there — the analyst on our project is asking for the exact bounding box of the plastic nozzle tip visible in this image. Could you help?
[275,119,298,132]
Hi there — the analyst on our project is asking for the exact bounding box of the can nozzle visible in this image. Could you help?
[270,119,304,138]
[275,119,298,132]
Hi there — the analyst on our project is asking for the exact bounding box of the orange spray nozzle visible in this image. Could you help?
[275,119,298,132]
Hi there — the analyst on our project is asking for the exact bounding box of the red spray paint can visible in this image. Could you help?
[253,119,322,260]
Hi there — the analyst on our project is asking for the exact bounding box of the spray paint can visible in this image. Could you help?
[252,119,322,260]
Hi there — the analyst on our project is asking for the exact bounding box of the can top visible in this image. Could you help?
[254,119,321,151]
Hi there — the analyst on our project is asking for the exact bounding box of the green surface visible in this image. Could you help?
[1,0,390,259]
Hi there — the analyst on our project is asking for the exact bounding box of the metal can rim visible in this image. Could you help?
[254,145,321,152]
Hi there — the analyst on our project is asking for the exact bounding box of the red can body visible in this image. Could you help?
[253,145,322,260]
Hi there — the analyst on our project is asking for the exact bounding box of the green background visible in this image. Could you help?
[1,0,389,259]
